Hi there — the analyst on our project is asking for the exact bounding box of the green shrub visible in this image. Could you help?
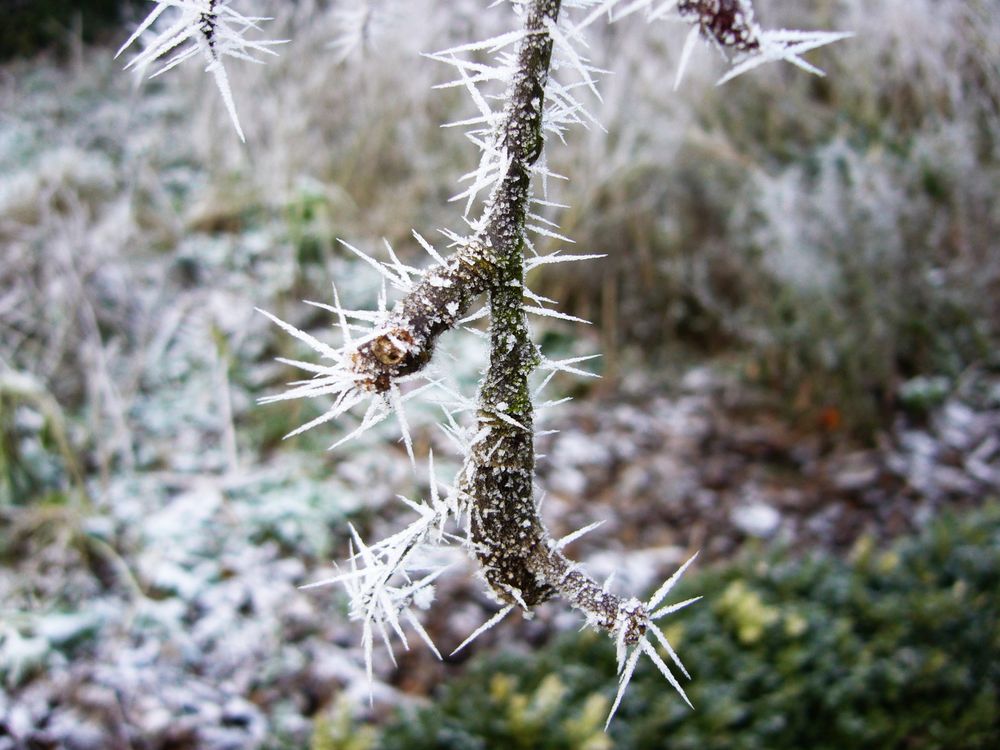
[377,506,1000,749]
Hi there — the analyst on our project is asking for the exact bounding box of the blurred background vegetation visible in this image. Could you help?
[1,0,998,748]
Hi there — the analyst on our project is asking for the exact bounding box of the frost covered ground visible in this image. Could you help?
[2,1,999,748]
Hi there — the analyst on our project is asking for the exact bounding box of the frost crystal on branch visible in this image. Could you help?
[673,0,853,86]
[573,0,850,88]
[117,0,287,141]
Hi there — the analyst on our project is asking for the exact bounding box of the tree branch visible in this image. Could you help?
[340,0,648,639]
[246,0,848,723]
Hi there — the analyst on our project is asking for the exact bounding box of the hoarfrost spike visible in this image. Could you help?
[118,0,287,141]
[524,306,592,324]
[674,25,700,89]
[647,550,699,610]
[648,619,691,679]
[254,308,342,361]
[412,230,446,266]
[641,638,693,708]
[651,594,703,621]
[451,604,515,656]
[553,520,606,551]
[606,641,643,728]
[716,30,854,86]
[525,252,606,271]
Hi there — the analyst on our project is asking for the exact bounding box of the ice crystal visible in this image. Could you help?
[255,296,439,460]
[117,0,287,141]
[301,454,461,686]
[605,551,701,727]
[572,0,850,88]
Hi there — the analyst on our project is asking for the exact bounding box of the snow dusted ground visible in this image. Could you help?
[4,356,999,748]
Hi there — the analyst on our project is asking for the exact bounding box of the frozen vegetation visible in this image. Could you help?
[1,0,999,748]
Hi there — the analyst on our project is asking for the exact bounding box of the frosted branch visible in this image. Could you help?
[249,0,850,724]
[118,0,287,141]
